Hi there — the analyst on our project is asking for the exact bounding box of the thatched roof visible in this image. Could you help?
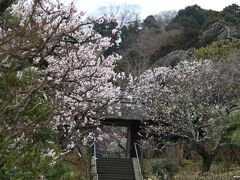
[104,97,148,122]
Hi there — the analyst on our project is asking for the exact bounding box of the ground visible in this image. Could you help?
[142,159,240,180]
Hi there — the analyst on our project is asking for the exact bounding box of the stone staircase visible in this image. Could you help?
[96,158,136,180]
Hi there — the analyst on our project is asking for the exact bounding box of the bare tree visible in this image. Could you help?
[96,4,141,27]
[119,29,181,76]
[155,10,177,31]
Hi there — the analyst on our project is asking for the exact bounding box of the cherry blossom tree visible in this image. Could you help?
[133,60,240,174]
[0,0,123,176]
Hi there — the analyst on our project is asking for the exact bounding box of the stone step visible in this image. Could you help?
[96,158,135,180]
[97,158,133,162]
[98,174,135,180]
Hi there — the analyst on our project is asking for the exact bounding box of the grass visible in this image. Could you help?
[142,159,240,180]
[63,150,91,180]
[175,160,240,180]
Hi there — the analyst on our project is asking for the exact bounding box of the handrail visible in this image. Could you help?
[134,143,144,180]
[90,141,98,180]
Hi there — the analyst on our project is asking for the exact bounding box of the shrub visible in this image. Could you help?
[151,158,179,178]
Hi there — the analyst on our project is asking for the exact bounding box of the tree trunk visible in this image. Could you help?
[201,153,214,174]
[191,141,217,175]
[230,145,240,166]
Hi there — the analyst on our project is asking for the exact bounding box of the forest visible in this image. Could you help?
[0,0,240,179]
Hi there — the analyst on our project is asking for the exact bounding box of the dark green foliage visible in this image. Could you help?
[193,40,240,61]
[0,68,63,179]
[0,59,72,180]
[224,104,240,145]
[202,10,220,29]
[172,5,206,28]
[119,20,141,50]
[0,115,64,179]
[222,4,240,24]
[151,159,179,177]
[170,4,240,30]
[94,20,119,56]
[167,5,208,48]
[202,4,240,28]
[0,135,54,179]
[46,161,72,180]
[94,20,118,39]
[223,4,240,15]
[164,4,240,50]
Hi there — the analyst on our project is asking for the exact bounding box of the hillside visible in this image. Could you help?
[112,4,240,75]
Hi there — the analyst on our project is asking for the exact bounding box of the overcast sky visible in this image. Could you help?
[74,0,240,18]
